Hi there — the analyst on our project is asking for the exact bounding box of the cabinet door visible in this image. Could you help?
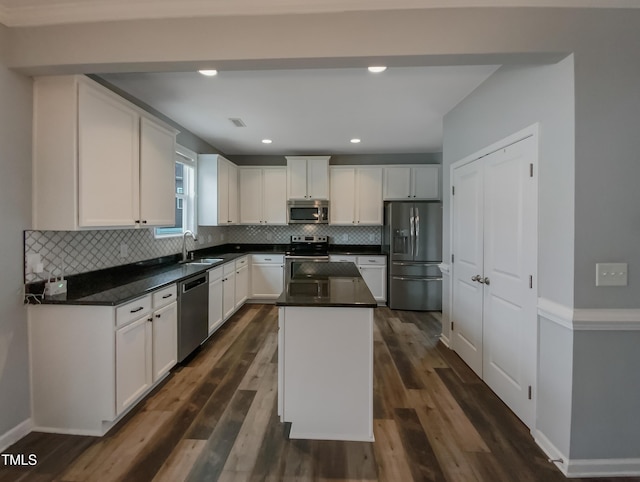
[383,166,412,200]
[307,158,329,199]
[251,264,284,298]
[139,117,176,226]
[116,316,152,414]
[329,168,355,225]
[218,160,230,224]
[152,301,177,382]
[356,167,383,225]
[228,163,239,224]
[239,168,263,224]
[208,277,224,334]
[263,168,287,224]
[235,265,249,308]
[78,82,140,227]
[412,165,440,199]
[287,159,308,200]
[223,271,236,320]
[358,265,387,302]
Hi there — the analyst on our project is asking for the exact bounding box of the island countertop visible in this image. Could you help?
[275,262,377,308]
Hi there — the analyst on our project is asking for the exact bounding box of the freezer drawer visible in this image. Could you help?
[389,276,442,311]
[390,261,441,277]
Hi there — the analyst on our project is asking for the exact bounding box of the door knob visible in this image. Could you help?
[471,275,481,282]
[483,277,490,285]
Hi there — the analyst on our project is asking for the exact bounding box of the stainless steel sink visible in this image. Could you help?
[184,258,223,265]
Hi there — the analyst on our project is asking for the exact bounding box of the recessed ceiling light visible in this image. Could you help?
[350,138,361,144]
[367,66,387,73]
[262,139,273,144]
[198,69,218,76]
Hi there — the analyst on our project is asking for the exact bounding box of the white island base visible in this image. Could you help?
[277,306,374,442]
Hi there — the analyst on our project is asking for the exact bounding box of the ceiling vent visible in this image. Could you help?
[229,118,246,127]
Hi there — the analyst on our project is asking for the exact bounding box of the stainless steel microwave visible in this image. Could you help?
[287,200,329,224]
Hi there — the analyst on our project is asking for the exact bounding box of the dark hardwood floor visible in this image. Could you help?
[1,304,638,481]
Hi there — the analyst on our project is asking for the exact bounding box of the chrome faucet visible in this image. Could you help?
[182,230,196,262]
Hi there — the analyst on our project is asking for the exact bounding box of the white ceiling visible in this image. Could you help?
[1,0,639,26]
[102,66,499,155]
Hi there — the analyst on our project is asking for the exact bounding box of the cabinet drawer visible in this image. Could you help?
[223,262,236,276]
[235,256,248,269]
[152,284,177,309]
[329,255,357,263]
[208,265,224,282]
[251,254,284,264]
[116,295,152,328]
[357,256,386,266]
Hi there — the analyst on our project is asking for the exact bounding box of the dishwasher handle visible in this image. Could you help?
[182,275,207,293]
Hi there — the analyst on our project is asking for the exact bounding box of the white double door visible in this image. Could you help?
[451,135,537,428]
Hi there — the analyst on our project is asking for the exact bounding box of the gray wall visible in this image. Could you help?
[227,153,442,166]
[0,48,33,437]
[443,57,575,307]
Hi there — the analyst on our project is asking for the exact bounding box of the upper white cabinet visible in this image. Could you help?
[286,156,330,200]
[330,166,383,225]
[383,165,440,200]
[198,154,239,226]
[239,167,287,224]
[33,75,177,230]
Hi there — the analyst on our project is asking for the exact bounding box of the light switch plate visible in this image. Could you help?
[596,263,628,286]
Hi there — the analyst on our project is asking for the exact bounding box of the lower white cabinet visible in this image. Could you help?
[208,266,224,335]
[235,264,249,308]
[29,283,178,436]
[222,263,236,321]
[151,301,178,382]
[329,255,387,303]
[251,254,284,299]
[116,315,152,414]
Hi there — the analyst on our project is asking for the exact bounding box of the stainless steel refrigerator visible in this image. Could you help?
[384,201,443,311]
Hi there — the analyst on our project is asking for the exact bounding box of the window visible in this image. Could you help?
[155,145,197,238]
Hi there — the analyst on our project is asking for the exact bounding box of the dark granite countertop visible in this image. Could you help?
[275,262,377,308]
[26,243,382,307]
[328,244,386,256]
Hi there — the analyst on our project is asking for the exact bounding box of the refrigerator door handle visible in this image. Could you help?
[414,205,420,258]
[409,206,415,259]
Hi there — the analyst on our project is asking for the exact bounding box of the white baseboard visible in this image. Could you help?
[535,429,640,478]
[0,418,32,452]
[439,333,450,348]
[289,429,374,442]
[30,425,103,437]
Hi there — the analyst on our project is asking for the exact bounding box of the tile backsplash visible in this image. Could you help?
[227,224,382,245]
[24,224,382,283]
[24,226,226,283]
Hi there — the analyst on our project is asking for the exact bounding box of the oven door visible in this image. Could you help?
[284,256,330,283]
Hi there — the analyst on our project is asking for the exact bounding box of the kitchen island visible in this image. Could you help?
[275,262,376,442]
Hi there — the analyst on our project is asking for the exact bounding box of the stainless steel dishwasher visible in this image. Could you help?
[177,272,209,362]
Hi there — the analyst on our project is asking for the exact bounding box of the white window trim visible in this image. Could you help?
[154,144,199,239]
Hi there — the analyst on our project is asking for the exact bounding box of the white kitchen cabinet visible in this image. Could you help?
[29,284,178,436]
[116,313,152,415]
[235,257,250,308]
[383,165,440,200]
[33,75,177,230]
[251,254,284,299]
[286,156,330,200]
[222,263,236,320]
[199,154,239,226]
[208,266,224,335]
[357,256,387,303]
[239,167,287,224]
[329,166,383,225]
[151,301,177,382]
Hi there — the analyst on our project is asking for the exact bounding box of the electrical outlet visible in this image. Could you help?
[221,233,225,241]
[342,234,348,242]
[369,234,375,242]
[119,243,128,259]
[207,234,212,243]
[596,263,628,286]
[26,253,42,274]
[267,232,273,241]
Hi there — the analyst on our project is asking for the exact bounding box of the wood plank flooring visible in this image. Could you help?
[1,304,638,482]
